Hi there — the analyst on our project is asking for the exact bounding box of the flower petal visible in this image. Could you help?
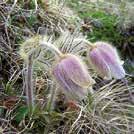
[108,63,125,79]
[89,48,111,79]
[60,55,94,88]
[96,42,122,64]
[53,63,88,100]
[96,43,126,79]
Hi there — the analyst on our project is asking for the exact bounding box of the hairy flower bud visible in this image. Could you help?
[88,42,125,80]
[53,54,95,101]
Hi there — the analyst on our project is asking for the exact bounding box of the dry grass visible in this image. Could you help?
[0,0,134,134]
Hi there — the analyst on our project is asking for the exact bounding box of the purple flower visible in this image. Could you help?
[53,54,95,101]
[88,42,125,80]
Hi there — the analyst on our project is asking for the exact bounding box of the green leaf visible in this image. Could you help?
[15,106,28,123]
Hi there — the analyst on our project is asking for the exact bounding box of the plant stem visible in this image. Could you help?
[40,41,63,57]
[40,41,61,112]
[47,84,57,112]
[25,54,34,114]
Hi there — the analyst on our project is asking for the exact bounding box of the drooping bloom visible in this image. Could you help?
[87,42,125,80]
[53,54,95,101]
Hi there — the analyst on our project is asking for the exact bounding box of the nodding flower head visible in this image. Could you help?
[87,42,125,80]
[53,54,95,101]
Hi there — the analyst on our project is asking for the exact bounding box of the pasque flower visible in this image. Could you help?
[53,54,95,101]
[87,42,125,80]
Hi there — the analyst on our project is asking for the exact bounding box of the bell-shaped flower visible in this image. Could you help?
[53,54,95,101]
[87,42,125,80]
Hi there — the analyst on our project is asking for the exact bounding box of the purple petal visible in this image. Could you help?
[60,55,94,88]
[95,42,125,79]
[108,63,125,79]
[89,48,111,79]
[96,42,122,64]
[89,42,125,79]
[53,62,88,100]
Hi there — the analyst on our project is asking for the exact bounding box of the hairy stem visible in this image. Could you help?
[25,54,34,114]
[40,41,63,57]
[47,84,57,112]
[40,41,62,112]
